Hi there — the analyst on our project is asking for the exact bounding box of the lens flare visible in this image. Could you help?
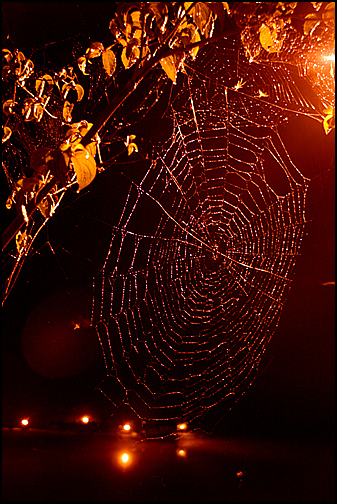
[81,416,89,424]
[121,453,130,464]
[123,423,131,431]
[21,419,29,426]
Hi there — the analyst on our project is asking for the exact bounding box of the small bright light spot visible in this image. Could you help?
[21,419,29,426]
[177,449,187,457]
[237,470,244,480]
[81,416,89,424]
[123,423,131,431]
[324,55,335,62]
[121,453,129,463]
[177,422,187,431]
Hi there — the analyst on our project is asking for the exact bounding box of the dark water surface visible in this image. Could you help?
[2,428,334,502]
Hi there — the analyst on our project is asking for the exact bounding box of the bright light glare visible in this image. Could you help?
[121,453,129,463]
[21,419,29,426]
[123,423,131,431]
[81,416,89,424]
[324,55,335,62]
[177,449,187,457]
[177,423,187,430]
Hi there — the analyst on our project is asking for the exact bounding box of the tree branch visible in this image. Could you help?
[2,24,240,253]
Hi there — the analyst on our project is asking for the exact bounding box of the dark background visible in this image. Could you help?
[2,2,335,444]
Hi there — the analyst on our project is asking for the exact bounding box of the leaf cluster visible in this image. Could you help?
[2,49,34,85]
[7,120,98,223]
[77,41,117,77]
[2,49,87,149]
[230,2,335,134]
[231,2,298,60]
[107,2,230,82]
[303,1,335,39]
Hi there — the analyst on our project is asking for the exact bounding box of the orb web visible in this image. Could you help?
[91,39,311,432]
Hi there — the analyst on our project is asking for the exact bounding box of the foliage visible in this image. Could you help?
[106,2,230,80]
[2,2,335,303]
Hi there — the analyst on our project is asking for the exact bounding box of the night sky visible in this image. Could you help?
[2,2,335,443]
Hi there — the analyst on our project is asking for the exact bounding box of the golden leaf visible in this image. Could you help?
[2,48,13,63]
[3,99,16,116]
[86,42,104,59]
[37,197,50,219]
[16,230,28,254]
[15,54,34,81]
[6,196,13,209]
[322,106,335,135]
[62,82,70,100]
[2,65,12,81]
[190,2,212,36]
[148,2,168,33]
[222,2,230,14]
[75,84,84,102]
[259,23,282,53]
[33,102,44,121]
[124,134,138,156]
[2,126,12,144]
[70,144,97,191]
[126,10,142,39]
[102,48,117,76]
[77,56,88,75]
[160,55,177,83]
[322,2,335,18]
[22,98,35,121]
[127,143,138,155]
[63,100,74,123]
[15,51,26,73]
[35,74,54,94]
[121,45,140,69]
[77,120,94,137]
[303,13,321,36]
[322,2,335,29]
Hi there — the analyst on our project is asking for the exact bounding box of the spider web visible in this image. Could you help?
[91,38,311,433]
[2,3,333,435]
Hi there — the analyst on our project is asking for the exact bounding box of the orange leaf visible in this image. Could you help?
[71,145,97,191]
[77,56,89,75]
[160,55,177,83]
[86,42,104,59]
[2,126,12,143]
[102,48,117,76]
[121,45,140,69]
[63,101,74,123]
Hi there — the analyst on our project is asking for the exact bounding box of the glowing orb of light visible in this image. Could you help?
[177,449,187,457]
[81,416,89,424]
[123,423,131,431]
[21,419,29,426]
[121,453,130,464]
[177,422,187,431]
[22,290,101,378]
